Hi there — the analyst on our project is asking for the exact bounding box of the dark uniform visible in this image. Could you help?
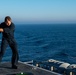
[0,22,19,66]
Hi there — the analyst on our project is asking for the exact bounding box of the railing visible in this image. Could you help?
[31,59,76,75]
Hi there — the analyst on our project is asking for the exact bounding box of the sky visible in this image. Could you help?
[0,0,76,24]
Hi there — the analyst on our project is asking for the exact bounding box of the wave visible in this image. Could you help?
[40,43,50,49]
[34,39,45,46]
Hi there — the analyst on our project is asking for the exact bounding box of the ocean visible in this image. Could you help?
[0,24,76,64]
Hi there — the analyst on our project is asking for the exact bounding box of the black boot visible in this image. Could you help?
[12,65,18,69]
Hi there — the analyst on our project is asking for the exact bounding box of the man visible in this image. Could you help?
[0,16,19,69]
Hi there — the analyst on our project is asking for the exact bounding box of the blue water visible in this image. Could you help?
[1,24,76,64]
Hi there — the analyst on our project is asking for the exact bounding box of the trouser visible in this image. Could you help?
[0,38,19,66]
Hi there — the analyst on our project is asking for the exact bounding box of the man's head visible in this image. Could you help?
[5,16,12,26]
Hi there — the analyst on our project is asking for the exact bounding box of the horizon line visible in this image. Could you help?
[15,23,76,25]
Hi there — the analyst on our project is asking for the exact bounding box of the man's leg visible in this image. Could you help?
[9,40,19,69]
[0,39,8,62]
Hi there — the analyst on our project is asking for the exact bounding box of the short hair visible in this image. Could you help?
[5,16,11,22]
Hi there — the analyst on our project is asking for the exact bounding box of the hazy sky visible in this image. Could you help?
[0,0,76,24]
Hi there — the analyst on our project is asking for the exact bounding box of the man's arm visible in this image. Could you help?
[0,23,3,28]
[0,24,4,32]
[0,23,15,33]
[0,28,4,32]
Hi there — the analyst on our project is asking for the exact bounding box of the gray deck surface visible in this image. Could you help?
[0,62,61,75]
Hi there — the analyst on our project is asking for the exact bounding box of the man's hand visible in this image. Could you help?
[0,28,4,32]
